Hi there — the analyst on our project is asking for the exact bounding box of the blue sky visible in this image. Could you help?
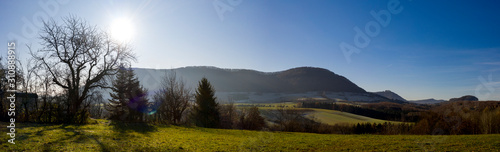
[1,0,500,100]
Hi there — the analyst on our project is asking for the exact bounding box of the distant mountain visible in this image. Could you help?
[98,66,398,103]
[132,66,366,94]
[373,90,407,102]
[449,95,479,102]
[408,98,446,104]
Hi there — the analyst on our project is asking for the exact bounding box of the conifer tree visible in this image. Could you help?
[106,67,129,120]
[106,67,148,122]
[192,77,220,128]
[126,71,148,122]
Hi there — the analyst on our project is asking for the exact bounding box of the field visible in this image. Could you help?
[1,121,499,151]
[303,108,401,125]
[235,103,400,125]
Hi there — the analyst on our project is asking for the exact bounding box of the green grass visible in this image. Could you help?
[234,102,298,109]
[303,108,402,125]
[235,103,400,125]
[1,121,499,151]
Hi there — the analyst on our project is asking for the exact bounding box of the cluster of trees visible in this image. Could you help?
[0,16,132,124]
[103,69,267,130]
[300,100,500,135]
[268,108,332,133]
[218,103,266,130]
[255,106,413,134]
[0,14,266,129]
[0,16,234,128]
[411,101,500,135]
[353,122,412,134]
[0,16,242,128]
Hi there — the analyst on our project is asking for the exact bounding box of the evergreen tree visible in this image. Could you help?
[106,66,148,122]
[192,77,220,128]
[106,67,129,120]
[126,73,148,122]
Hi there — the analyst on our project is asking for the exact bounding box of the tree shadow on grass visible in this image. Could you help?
[32,124,62,137]
[39,124,112,152]
[20,122,157,151]
[109,121,157,135]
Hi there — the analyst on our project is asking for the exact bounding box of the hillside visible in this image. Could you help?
[236,103,400,124]
[89,66,403,103]
[373,90,407,102]
[120,66,395,103]
[132,66,366,93]
[303,108,401,125]
[408,98,447,104]
[2,121,498,151]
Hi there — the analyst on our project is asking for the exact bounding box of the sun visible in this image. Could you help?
[110,18,135,42]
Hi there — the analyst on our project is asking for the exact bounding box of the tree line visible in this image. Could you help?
[0,15,267,130]
[300,100,500,135]
[0,16,234,128]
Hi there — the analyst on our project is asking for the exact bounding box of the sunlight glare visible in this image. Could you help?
[110,18,135,42]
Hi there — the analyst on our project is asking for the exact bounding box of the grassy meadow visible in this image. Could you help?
[303,108,401,125]
[1,120,499,151]
[235,103,400,125]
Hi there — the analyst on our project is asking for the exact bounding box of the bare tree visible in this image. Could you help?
[239,106,266,130]
[154,71,191,125]
[86,90,105,119]
[219,102,239,129]
[272,106,307,132]
[35,72,54,122]
[30,16,135,123]
[480,107,494,134]
[0,58,26,122]
[16,57,40,122]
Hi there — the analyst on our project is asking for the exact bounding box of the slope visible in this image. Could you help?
[1,121,498,151]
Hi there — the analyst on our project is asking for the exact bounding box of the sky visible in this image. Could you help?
[1,0,500,100]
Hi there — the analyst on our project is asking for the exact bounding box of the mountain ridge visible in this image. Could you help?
[408,98,447,104]
[132,66,367,94]
[95,66,399,103]
[373,90,407,102]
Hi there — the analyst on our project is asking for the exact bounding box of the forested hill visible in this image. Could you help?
[132,66,366,93]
